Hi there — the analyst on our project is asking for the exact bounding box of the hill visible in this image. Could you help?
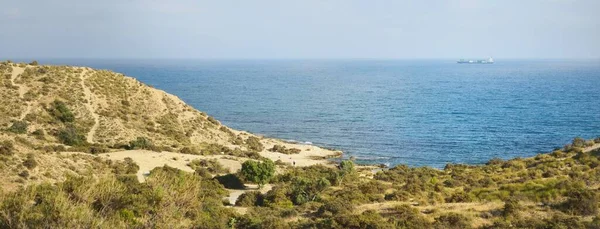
[0,60,599,228]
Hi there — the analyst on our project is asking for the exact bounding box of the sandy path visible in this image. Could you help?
[584,143,600,153]
[10,67,32,120]
[226,184,273,205]
[80,70,100,143]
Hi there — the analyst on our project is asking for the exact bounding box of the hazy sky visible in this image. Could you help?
[1,0,599,59]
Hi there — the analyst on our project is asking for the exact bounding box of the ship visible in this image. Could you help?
[457,57,494,64]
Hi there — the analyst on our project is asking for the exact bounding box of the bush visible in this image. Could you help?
[8,121,28,134]
[245,136,264,152]
[389,205,432,228]
[240,159,275,188]
[235,191,264,207]
[207,116,219,125]
[187,159,228,174]
[317,199,354,217]
[29,60,38,66]
[57,125,86,146]
[48,100,75,123]
[128,137,153,150]
[572,137,586,148]
[269,145,301,154]
[433,212,472,229]
[502,198,522,218]
[561,187,599,216]
[214,174,245,189]
[23,153,38,169]
[0,140,14,156]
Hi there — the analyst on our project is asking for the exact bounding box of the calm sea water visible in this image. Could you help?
[39,59,600,168]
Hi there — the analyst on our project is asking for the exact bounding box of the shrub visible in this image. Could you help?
[128,137,153,150]
[572,137,586,148]
[32,129,45,139]
[18,170,29,178]
[8,121,28,134]
[502,198,522,218]
[214,174,245,189]
[389,205,432,228]
[236,191,264,207]
[29,60,38,66]
[23,153,38,169]
[245,136,264,152]
[48,100,75,123]
[317,199,354,217]
[445,191,474,203]
[187,159,228,174]
[241,159,275,188]
[561,187,598,216]
[207,116,220,125]
[57,125,86,146]
[0,140,15,156]
[269,145,301,154]
[433,212,472,229]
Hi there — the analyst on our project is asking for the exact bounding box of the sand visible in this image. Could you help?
[100,150,245,182]
[97,140,341,205]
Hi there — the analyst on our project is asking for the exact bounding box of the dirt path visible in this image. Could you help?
[10,67,32,120]
[80,70,100,143]
[584,143,600,153]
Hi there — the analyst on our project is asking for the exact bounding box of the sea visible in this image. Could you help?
[34,59,600,168]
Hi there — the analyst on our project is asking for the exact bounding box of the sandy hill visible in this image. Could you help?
[0,61,340,190]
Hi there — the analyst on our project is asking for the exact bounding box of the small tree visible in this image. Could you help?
[337,160,355,186]
[240,159,275,188]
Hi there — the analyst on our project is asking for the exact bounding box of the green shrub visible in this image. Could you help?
[57,125,86,146]
[389,205,432,228]
[214,174,245,189]
[128,137,153,150]
[572,137,586,148]
[0,140,14,156]
[317,199,354,217]
[8,121,28,134]
[48,100,75,123]
[241,159,275,188]
[433,212,472,229]
[235,191,264,207]
[561,187,599,216]
[502,198,522,218]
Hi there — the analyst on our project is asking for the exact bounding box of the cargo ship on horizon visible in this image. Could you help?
[457,57,494,64]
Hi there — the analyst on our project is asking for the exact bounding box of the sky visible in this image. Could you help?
[1,0,599,59]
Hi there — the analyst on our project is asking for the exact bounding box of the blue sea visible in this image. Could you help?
[37,59,600,168]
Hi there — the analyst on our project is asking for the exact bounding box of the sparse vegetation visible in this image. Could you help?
[0,63,598,228]
[269,144,301,154]
[48,100,75,123]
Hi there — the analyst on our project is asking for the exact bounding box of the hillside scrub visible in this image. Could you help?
[269,144,301,154]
